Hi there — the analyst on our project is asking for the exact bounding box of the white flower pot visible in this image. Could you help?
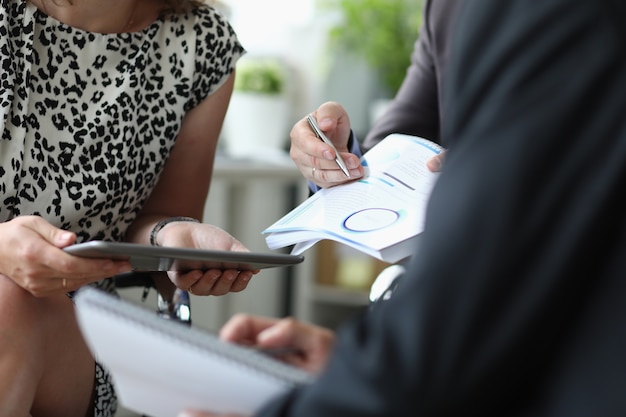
[222,92,291,159]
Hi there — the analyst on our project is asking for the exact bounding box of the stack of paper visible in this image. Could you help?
[263,134,443,263]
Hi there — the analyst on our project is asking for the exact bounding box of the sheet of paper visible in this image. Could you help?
[263,134,442,262]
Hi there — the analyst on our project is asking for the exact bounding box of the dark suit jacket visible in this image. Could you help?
[259,1,626,415]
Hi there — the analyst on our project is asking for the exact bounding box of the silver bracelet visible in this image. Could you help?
[149,216,200,246]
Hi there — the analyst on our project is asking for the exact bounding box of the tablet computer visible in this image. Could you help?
[63,241,304,272]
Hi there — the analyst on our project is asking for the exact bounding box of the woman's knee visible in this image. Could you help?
[0,275,75,355]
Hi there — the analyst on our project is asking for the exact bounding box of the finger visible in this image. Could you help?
[227,270,255,293]
[23,276,78,297]
[227,240,252,254]
[426,150,447,172]
[220,313,279,343]
[60,256,132,283]
[312,102,352,150]
[59,277,88,293]
[183,270,218,295]
[308,165,340,188]
[313,101,345,125]
[312,162,363,188]
[61,278,98,292]
[206,270,241,296]
[60,275,99,293]
[291,108,346,161]
[60,277,78,293]
[292,128,330,163]
[426,154,443,172]
[18,215,76,247]
[177,408,224,417]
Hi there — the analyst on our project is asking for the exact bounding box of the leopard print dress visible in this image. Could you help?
[0,0,244,415]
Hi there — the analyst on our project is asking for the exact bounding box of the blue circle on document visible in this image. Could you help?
[343,208,400,232]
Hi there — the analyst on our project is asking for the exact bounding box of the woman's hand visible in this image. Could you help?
[156,221,259,296]
[0,216,132,296]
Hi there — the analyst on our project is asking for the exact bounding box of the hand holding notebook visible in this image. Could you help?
[74,287,314,417]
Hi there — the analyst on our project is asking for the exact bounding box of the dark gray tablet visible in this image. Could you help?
[64,241,304,272]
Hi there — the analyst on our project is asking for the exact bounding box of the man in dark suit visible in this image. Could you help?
[181,1,626,415]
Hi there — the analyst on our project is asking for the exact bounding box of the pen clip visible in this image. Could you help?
[306,114,351,178]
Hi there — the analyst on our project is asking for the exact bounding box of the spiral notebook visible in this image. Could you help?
[74,287,314,417]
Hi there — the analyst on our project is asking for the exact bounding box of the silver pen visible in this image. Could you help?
[306,114,351,178]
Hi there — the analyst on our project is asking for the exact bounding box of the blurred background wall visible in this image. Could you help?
[221,0,381,142]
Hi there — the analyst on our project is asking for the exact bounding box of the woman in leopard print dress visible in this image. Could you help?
[0,0,256,415]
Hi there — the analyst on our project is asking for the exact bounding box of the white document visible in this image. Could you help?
[74,287,314,417]
[263,134,443,263]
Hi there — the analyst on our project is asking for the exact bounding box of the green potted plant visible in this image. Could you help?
[321,0,424,97]
[222,57,292,158]
[233,58,286,95]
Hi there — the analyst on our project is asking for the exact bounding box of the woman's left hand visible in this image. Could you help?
[158,221,259,296]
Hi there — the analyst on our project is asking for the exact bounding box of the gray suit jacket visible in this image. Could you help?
[362,0,463,150]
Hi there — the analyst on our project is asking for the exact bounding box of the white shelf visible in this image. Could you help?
[313,284,370,307]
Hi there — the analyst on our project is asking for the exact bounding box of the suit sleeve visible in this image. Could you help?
[362,0,463,151]
[361,0,440,151]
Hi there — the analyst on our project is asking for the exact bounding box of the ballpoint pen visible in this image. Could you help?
[306,113,351,178]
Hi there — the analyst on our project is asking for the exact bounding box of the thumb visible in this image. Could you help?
[427,150,447,172]
[49,226,76,248]
[23,215,77,248]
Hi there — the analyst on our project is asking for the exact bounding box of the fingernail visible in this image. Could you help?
[319,117,333,126]
[430,156,442,171]
[346,158,359,169]
[258,326,281,342]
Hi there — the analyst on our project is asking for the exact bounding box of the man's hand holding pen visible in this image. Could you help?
[290,102,364,188]
[306,113,351,178]
[290,102,447,191]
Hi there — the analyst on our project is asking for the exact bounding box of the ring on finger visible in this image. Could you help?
[312,166,316,176]
[62,278,67,290]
